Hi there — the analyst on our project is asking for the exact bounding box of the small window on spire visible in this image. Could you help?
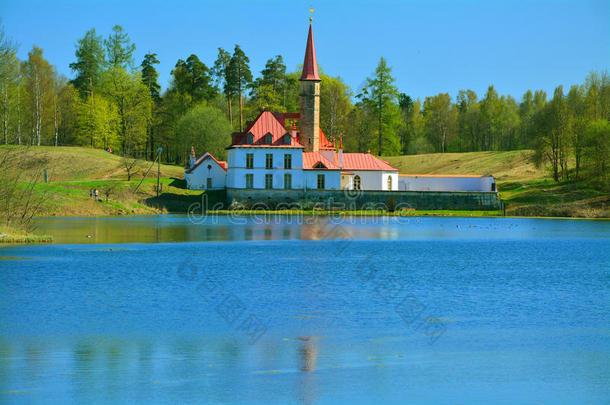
[284,134,291,145]
[247,133,254,144]
[265,133,273,144]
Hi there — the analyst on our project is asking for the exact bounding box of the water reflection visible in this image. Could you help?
[30,215,610,244]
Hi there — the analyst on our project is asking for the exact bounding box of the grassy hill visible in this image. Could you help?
[0,145,214,219]
[385,151,608,218]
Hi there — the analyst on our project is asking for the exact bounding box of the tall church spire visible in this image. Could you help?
[299,19,321,152]
[300,22,321,81]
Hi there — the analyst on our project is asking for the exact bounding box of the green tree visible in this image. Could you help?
[104,25,135,70]
[227,45,252,131]
[56,81,79,146]
[69,28,106,97]
[211,47,233,125]
[533,86,570,181]
[100,67,152,155]
[141,53,161,159]
[141,53,160,101]
[176,105,232,162]
[423,93,457,153]
[170,54,216,105]
[363,57,399,155]
[250,55,288,112]
[456,90,480,151]
[75,93,118,149]
[583,119,609,188]
[319,74,352,142]
[0,24,19,144]
[21,46,56,145]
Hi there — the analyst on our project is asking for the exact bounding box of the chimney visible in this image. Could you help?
[299,21,321,152]
[338,136,343,169]
[189,146,196,169]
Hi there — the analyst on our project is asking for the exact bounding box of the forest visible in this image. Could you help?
[0,24,607,189]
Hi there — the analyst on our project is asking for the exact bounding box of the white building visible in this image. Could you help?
[398,174,496,192]
[185,22,398,193]
[184,148,227,190]
[184,22,497,197]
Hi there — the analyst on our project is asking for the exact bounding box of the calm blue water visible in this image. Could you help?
[1,215,609,404]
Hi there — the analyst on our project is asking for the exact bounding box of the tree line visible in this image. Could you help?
[0,24,607,188]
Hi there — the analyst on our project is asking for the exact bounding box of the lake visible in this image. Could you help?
[1,215,609,404]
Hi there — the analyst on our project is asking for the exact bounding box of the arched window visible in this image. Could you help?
[353,175,361,190]
[246,133,254,144]
[284,134,291,145]
[265,133,273,144]
[387,176,393,190]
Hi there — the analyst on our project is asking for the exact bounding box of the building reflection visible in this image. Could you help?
[297,336,319,405]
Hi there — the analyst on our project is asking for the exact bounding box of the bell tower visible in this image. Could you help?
[299,19,321,152]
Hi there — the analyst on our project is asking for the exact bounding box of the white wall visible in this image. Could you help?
[185,158,226,190]
[227,147,305,189]
[350,171,398,191]
[398,175,496,192]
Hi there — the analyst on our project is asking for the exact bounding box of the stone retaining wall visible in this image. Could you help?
[226,188,502,211]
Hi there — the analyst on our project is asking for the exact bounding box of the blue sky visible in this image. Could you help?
[1,0,608,101]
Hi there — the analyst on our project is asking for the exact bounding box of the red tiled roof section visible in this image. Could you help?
[303,152,339,170]
[230,110,304,148]
[319,129,334,150]
[341,154,397,171]
[300,23,321,81]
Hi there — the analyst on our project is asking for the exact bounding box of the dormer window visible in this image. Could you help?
[314,162,327,169]
[265,133,273,145]
[246,133,254,144]
[284,134,291,145]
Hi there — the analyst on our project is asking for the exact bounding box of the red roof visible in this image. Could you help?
[185,152,227,174]
[303,152,340,170]
[229,110,304,148]
[341,153,397,171]
[300,23,321,81]
[303,152,397,171]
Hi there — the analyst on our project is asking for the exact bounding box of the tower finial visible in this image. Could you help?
[309,8,314,22]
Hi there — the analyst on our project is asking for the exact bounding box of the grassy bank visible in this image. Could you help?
[0,226,52,244]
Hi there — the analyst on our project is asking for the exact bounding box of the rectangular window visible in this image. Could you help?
[245,173,253,188]
[265,153,273,169]
[206,178,212,189]
[284,173,292,189]
[284,154,292,169]
[246,153,254,169]
[317,174,325,189]
[265,174,273,189]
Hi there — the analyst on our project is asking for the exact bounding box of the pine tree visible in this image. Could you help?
[363,57,399,155]
[104,25,135,70]
[227,45,252,132]
[69,28,106,97]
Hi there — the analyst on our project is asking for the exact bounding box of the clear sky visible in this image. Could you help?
[1,0,608,101]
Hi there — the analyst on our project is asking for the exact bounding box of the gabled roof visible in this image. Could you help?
[303,151,340,170]
[341,153,397,171]
[185,152,227,174]
[300,23,321,81]
[229,110,304,148]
